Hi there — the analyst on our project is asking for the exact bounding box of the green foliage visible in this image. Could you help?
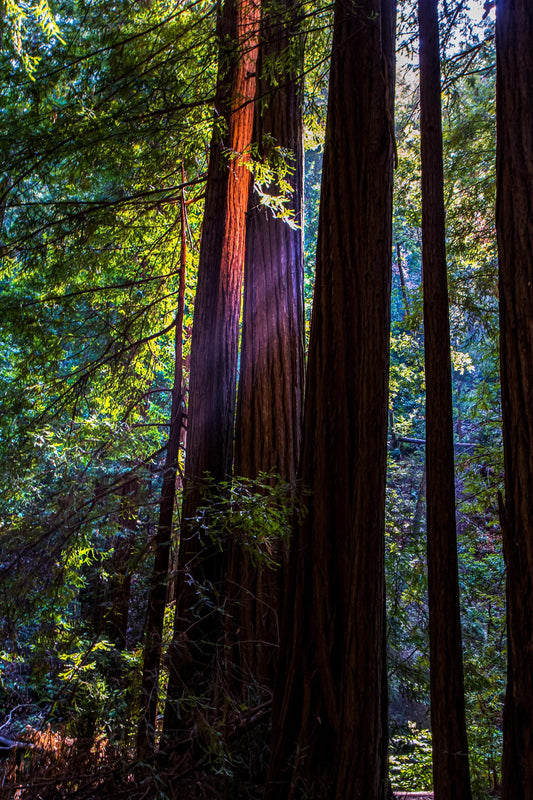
[460,538,505,794]
[389,327,425,440]
[193,472,304,570]
[60,645,141,739]
[4,0,64,76]
[0,2,508,797]
[248,136,300,228]
[387,38,503,796]
[386,453,430,713]
[0,0,214,751]
[390,722,433,792]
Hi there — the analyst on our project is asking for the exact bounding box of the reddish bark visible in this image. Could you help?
[162,0,260,739]
[265,0,395,797]
[229,0,305,690]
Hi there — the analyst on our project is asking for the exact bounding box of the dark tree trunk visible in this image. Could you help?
[418,1,472,798]
[265,1,395,797]
[162,0,260,739]
[496,1,533,796]
[136,179,187,759]
[228,0,305,690]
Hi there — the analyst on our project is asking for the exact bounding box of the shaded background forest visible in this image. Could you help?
[0,0,505,797]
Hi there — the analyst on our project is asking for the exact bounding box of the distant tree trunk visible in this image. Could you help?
[418,1,472,798]
[265,0,395,797]
[136,178,187,759]
[105,532,133,650]
[228,0,305,691]
[397,242,410,316]
[162,0,259,739]
[411,465,426,540]
[496,1,533,797]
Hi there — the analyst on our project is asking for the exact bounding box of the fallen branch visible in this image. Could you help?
[395,437,475,450]
[0,704,37,732]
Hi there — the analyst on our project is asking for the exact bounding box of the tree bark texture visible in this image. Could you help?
[418,1,472,798]
[163,0,259,737]
[265,1,395,797]
[136,180,187,759]
[496,1,533,796]
[229,0,305,690]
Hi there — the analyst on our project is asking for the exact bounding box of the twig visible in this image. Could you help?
[0,704,36,732]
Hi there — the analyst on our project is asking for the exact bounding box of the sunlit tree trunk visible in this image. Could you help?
[228,0,305,691]
[496,1,533,796]
[265,0,395,796]
[162,0,260,740]
[418,1,472,798]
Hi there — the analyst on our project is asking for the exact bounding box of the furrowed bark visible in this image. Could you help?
[228,0,305,691]
[496,0,533,796]
[162,0,260,742]
[418,0,472,797]
[265,1,395,796]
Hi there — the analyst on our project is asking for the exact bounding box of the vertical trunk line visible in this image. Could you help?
[162,0,260,745]
[496,0,533,796]
[136,172,188,759]
[229,0,305,692]
[418,0,472,797]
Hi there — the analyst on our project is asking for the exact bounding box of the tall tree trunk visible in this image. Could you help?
[496,0,533,796]
[162,0,260,739]
[228,0,305,691]
[265,1,395,797]
[136,177,188,759]
[418,1,472,798]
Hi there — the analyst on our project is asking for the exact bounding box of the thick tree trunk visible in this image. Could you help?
[136,181,187,759]
[162,0,259,739]
[265,1,395,797]
[229,0,305,690]
[418,1,472,798]
[496,1,533,797]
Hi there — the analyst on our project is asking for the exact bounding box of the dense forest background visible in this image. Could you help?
[0,0,528,797]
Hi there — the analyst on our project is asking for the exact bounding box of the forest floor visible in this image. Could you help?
[0,725,439,800]
[393,794,434,799]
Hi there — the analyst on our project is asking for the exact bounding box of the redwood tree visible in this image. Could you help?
[265,0,395,796]
[228,0,305,690]
[496,0,533,796]
[162,0,260,738]
[418,0,471,797]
